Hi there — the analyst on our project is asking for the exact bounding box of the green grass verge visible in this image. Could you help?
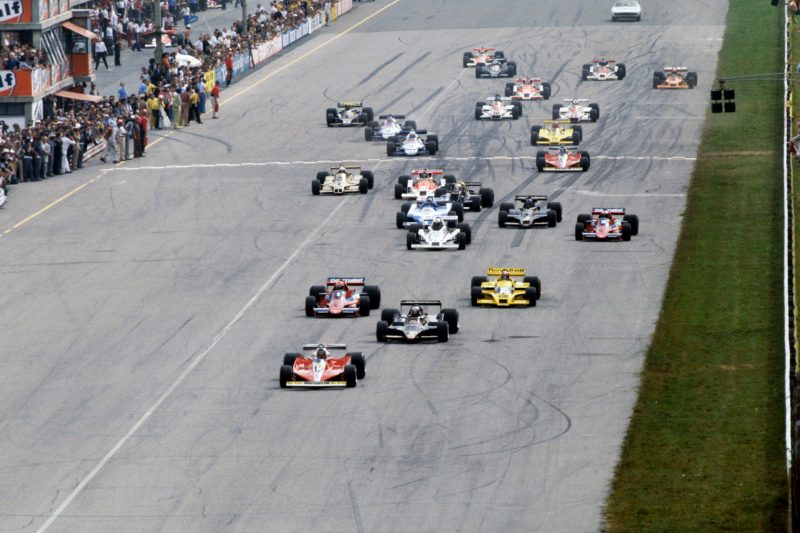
[604,1,788,530]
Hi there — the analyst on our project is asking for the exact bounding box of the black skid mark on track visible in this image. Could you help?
[178,130,233,153]
[376,52,432,94]
[357,52,404,87]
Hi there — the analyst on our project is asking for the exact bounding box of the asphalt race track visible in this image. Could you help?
[0,1,726,531]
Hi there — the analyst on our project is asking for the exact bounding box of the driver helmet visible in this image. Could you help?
[599,57,608,66]
[494,94,501,101]
[500,269,510,280]
[558,146,567,155]
[386,116,395,125]
[333,282,345,291]
[315,345,328,359]
[523,197,535,209]
[337,165,347,174]
[408,305,423,317]
[598,212,611,221]
[431,217,444,231]
[407,131,417,140]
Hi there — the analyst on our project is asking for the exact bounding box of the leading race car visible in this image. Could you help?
[536,146,590,172]
[306,277,381,318]
[396,195,464,228]
[653,67,698,89]
[279,343,366,388]
[376,300,459,343]
[611,0,642,21]
[463,47,505,67]
[440,180,494,212]
[575,208,640,241]
[476,59,518,79]
[498,195,563,228]
[326,101,374,127]
[395,169,454,200]
[387,129,439,157]
[470,267,541,307]
[365,114,417,141]
[530,120,582,146]
[406,216,472,251]
[552,98,600,123]
[581,58,626,81]
[312,165,375,195]
[504,77,551,100]
[475,94,522,120]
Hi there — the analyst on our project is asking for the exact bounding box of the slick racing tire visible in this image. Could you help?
[442,308,459,333]
[456,232,467,250]
[498,210,509,228]
[349,352,366,379]
[575,222,585,241]
[279,365,293,388]
[427,134,439,150]
[406,231,417,250]
[437,322,449,342]
[475,65,484,78]
[541,82,551,100]
[499,202,515,212]
[305,296,316,317]
[359,295,371,316]
[507,61,517,76]
[524,276,542,298]
[525,288,538,307]
[581,64,591,80]
[364,127,373,141]
[376,320,390,342]
[457,222,472,244]
[480,187,494,207]
[505,82,514,97]
[363,107,374,122]
[401,202,412,214]
[536,152,546,172]
[471,276,488,287]
[463,51,472,68]
[364,285,381,308]
[283,353,301,366]
[511,106,520,120]
[621,221,632,241]
[653,72,665,89]
[387,141,396,157]
[444,174,456,184]
[530,125,541,145]
[576,214,591,224]
[687,72,698,88]
[359,178,369,194]
[623,214,640,235]
[452,202,464,221]
[344,364,357,388]
[616,64,626,80]
[394,183,404,199]
[547,210,558,227]
[381,308,399,323]
[446,212,458,227]
[475,104,483,120]
[397,174,410,187]
[311,179,321,195]
[396,211,407,229]
[309,285,325,297]
[316,171,330,181]
[325,108,337,127]
[580,152,590,171]
[547,201,563,222]
[552,103,562,120]
[426,141,438,155]
[471,286,482,306]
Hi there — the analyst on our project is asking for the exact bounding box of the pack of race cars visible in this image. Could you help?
[283,42,684,389]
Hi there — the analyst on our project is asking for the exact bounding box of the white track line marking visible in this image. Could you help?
[35,198,350,532]
[108,154,696,172]
[558,189,686,197]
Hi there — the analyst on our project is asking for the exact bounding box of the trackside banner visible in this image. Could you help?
[308,11,324,33]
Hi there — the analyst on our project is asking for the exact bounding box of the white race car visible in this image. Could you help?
[387,129,438,157]
[474,94,521,120]
[313,165,375,195]
[365,115,417,141]
[406,216,472,251]
[581,58,626,81]
[552,98,600,123]
[611,0,642,21]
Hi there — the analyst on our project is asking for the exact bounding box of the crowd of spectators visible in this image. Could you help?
[0,0,328,205]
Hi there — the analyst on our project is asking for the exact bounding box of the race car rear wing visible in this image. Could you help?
[420,215,458,226]
[592,58,616,63]
[302,343,348,350]
[398,129,429,135]
[337,100,363,108]
[400,299,443,308]
[379,114,405,119]
[543,119,571,127]
[564,97,589,103]
[515,194,548,202]
[411,169,444,175]
[473,47,495,51]
[326,277,365,286]
[663,66,688,71]
[462,181,482,187]
[546,146,578,151]
[592,207,626,214]
[487,267,526,276]
[329,166,362,173]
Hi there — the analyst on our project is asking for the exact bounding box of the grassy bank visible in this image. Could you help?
[604,1,788,530]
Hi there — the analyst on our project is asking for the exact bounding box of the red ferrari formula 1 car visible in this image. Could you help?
[575,208,640,241]
[280,343,366,388]
[306,277,381,317]
[504,77,551,100]
[536,146,590,172]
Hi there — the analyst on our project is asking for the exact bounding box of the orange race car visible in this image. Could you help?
[463,47,504,67]
[280,343,366,388]
[653,67,698,89]
[504,77,551,100]
[395,169,454,200]
[306,277,381,318]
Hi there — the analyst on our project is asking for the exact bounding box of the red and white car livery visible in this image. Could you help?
[279,343,366,388]
[474,94,521,120]
[536,146,590,172]
[581,58,626,81]
[552,98,600,123]
[463,47,504,67]
[305,277,381,317]
[395,169,454,200]
[504,77,551,100]
[575,208,640,241]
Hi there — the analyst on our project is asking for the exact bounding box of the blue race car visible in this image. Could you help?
[395,196,464,228]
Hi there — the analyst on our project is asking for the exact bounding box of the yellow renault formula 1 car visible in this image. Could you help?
[470,267,541,307]
[530,120,582,146]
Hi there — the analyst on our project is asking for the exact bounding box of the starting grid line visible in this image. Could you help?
[108,154,697,172]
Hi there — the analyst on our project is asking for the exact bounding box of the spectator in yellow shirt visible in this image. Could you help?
[148,92,163,129]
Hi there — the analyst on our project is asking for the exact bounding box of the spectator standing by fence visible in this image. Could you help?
[211,81,220,118]
[94,40,110,70]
